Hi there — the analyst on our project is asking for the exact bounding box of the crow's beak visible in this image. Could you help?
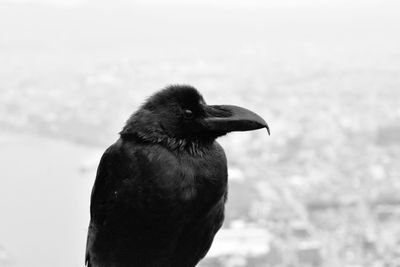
[204,105,270,135]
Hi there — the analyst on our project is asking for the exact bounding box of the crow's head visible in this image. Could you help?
[120,85,269,149]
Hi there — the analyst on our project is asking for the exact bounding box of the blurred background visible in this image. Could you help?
[1,0,400,266]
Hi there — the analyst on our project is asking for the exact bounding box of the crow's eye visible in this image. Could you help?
[183,109,194,119]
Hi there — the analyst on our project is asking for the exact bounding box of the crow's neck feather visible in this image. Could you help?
[120,125,211,157]
[122,130,211,156]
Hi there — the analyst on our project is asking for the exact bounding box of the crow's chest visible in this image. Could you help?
[142,145,228,207]
[176,152,227,204]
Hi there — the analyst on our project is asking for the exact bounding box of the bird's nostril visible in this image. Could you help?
[205,105,232,118]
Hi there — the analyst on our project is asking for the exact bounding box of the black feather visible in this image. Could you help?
[86,85,268,267]
[86,86,227,267]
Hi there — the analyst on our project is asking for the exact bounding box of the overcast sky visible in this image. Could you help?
[1,0,399,8]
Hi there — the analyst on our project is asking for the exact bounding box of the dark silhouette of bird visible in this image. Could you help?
[85,85,269,267]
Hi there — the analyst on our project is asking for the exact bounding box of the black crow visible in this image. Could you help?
[86,85,269,267]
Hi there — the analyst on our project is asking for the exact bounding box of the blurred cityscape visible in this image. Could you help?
[1,1,400,266]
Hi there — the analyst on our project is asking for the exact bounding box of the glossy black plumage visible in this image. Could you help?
[86,85,268,267]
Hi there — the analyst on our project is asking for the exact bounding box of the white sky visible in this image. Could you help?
[1,0,399,8]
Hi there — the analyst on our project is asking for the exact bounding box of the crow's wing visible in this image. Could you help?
[85,139,179,266]
[85,141,136,266]
[89,144,126,224]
